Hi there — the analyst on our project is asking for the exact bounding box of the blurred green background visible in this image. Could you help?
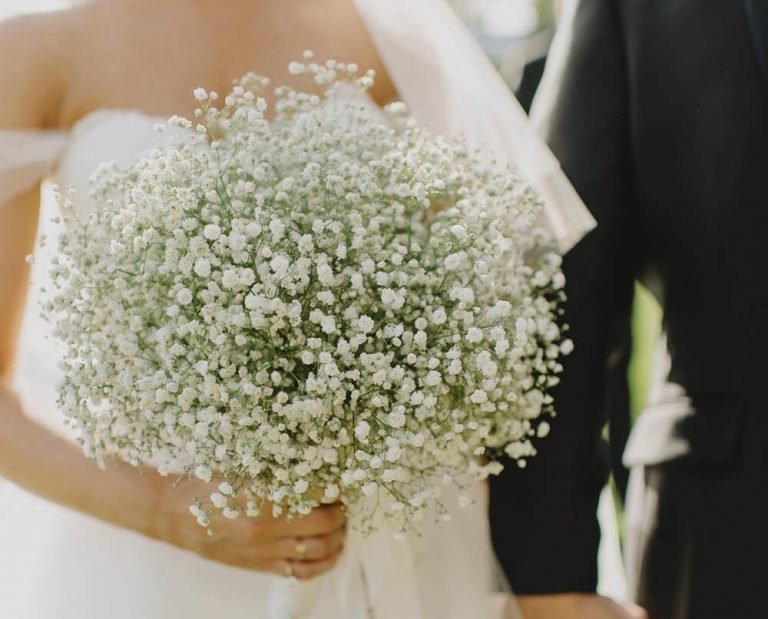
[630,285,662,421]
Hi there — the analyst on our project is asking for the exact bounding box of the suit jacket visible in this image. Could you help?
[489,0,768,594]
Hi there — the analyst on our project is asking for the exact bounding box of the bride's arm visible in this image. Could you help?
[0,380,345,578]
[0,13,344,578]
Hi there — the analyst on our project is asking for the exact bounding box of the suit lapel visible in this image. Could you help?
[744,0,768,83]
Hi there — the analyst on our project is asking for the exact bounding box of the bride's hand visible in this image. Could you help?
[150,478,348,579]
[515,594,648,619]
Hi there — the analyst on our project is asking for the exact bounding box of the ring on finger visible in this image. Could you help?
[284,560,295,578]
[294,540,308,561]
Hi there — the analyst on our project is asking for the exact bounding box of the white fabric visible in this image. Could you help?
[0,129,68,204]
[1,111,509,619]
[0,1,594,617]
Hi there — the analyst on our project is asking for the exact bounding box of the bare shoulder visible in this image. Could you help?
[0,1,131,129]
[0,8,79,128]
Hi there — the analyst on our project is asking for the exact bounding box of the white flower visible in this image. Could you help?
[195,465,213,483]
[386,408,406,429]
[194,360,209,375]
[444,252,466,271]
[317,264,334,286]
[488,300,512,320]
[221,269,240,289]
[193,258,211,278]
[229,232,247,252]
[466,327,483,343]
[450,224,466,238]
[270,255,290,279]
[269,218,285,239]
[354,420,371,441]
[381,288,405,309]
[176,288,193,305]
[203,223,221,240]
[385,444,402,462]
[450,287,475,305]
[357,316,375,333]
[469,389,488,404]
[324,484,340,501]
[245,222,262,238]
[424,370,442,387]
[210,492,228,508]
[320,315,336,334]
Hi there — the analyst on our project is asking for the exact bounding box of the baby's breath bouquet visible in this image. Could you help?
[45,56,567,608]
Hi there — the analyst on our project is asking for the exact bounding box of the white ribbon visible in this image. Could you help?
[0,129,68,205]
[337,522,425,619]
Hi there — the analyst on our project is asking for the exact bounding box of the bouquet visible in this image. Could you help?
[43,55,567,615]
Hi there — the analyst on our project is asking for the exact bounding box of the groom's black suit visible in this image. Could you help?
[489,2,768,617]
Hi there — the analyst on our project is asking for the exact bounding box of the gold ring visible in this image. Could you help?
[285,560,295,578]
[295,540,308,561]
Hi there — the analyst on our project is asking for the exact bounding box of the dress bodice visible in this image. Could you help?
[55,110,172,214]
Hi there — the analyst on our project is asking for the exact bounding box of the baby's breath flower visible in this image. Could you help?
[45,57,566,535]
[203,223,221,241]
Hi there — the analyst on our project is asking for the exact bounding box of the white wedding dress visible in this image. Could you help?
[0,1,594,617]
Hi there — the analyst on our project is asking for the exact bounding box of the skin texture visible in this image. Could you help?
[515,594,649,619]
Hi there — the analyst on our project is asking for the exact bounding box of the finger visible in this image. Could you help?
[192,545,280,573]
[236,556,341,579]
[292,552,342,580]
[298,527,347,561]
[268,526,347,561]
[274,504,347,538]
[625,604,649,619]
[239,559,296,576]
